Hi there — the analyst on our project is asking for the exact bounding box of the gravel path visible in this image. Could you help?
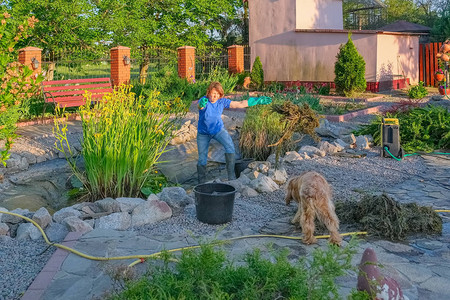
[0,237,56,300]
[1,92,442,300]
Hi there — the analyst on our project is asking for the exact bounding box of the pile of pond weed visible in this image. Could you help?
[335,193,442,240]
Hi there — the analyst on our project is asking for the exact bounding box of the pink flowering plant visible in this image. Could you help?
[0,10,42,165]
[435,68,444,75]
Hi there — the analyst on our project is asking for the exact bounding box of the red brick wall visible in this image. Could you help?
[228,45,244,74]
[18,47,42,78]
[110,46,131,87]
[177,46,195,82]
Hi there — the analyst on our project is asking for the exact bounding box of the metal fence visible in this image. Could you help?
[130,46,178,84]
[41,47,111,81]
[244,45,251,72]
[40,44,251,83]
[195,46,228,78]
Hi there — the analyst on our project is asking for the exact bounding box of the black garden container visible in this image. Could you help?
[193,183,236,224]
[234,158,255,178]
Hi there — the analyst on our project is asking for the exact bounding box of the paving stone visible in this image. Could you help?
[419,276,450,295]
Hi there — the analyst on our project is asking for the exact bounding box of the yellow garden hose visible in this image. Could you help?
[0,210,367,268]
[1,209,449,268]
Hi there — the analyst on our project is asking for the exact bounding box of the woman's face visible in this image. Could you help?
[208,89,221,103]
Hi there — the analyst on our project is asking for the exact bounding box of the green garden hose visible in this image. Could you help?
[384,147,450,161]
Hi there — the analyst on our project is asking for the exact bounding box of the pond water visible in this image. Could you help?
[0,159,73,214]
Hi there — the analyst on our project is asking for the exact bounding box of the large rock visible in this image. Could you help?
[53,207,82,224]
[116,197,146,213]
[96,212,131,231]
[0,223,9,236]
[355,135,370,150]
[16,223,42,240]
[283,151,303,163]
[95,198,121,213]
[315,119,341,138]
[2,208,30,224]
[45,222,69,242]
[63,216,93,234]
[32,207,52,229]
[268,167,288,185]
[298,145,325,157]
[249,175,279,193]
[131,199,172,227]
[0,207,8,222]
[158,187,193,216]
[318,141,340,154]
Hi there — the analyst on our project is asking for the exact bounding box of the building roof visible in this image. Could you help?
[378,20,431,33]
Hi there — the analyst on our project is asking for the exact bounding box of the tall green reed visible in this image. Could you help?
[54,85,184,201]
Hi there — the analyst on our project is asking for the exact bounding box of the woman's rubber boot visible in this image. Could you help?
[197,164,207,184]
[225,153,236,181]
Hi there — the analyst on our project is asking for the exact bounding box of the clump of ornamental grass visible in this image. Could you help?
[53,85,185,201]
[239,96,296,161]
[107,237,369,300]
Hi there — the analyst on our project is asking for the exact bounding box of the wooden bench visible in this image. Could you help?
[42,77,113,109]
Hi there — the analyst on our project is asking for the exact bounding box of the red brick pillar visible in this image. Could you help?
[227,45,244,74]
[110,46,131,87]
[177,46,195,82]
[18,47,42,78]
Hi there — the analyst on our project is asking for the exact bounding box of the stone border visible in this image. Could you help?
[21,232,82,300]
[324,105,384,122]
[16,114,81,128]
[320,95,384,102]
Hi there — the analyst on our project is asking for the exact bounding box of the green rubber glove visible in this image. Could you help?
[198,96,208,109]
[248,96,272,106]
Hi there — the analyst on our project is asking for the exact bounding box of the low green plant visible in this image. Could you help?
[132,66,238,103]
[334,33,366,97]
[53,86,185,201]
[407,81,428,99]
[354,105,450,152]
[314,83,331,95]
[108,238,368,300]
[251,56,264,90]
[284,93,322,112]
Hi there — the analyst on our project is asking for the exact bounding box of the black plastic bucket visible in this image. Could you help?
[193,183,236,224]
[234,158,255,178]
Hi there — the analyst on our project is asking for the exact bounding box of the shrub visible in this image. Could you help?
[0,11,42,165]
[108,238,368,300]
[53,86,185,201]
[334,33,366,97]
[354,105,450,152]
[407,81,428,99]
[251,56,264,89]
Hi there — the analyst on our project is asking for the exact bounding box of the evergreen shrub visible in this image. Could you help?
[251,56,264,89]
[334,33,366,97]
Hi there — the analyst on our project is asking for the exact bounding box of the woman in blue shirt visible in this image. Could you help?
[197,81,271,184]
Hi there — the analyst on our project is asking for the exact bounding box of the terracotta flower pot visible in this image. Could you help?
[435,73,445,81]
[438,86,450,95]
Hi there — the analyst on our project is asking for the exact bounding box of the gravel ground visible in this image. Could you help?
[0,236,56,300]
[135,149,426,238]
[0,93,439,300]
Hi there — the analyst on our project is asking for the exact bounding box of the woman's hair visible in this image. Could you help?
[206,81,224,98]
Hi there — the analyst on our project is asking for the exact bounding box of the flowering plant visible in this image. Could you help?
[0,10,42,166]
[435,68,444,75]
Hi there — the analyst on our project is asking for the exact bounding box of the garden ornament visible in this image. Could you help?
[198,96,208,108]
[357,247,404,300]
[248,96,272,106]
